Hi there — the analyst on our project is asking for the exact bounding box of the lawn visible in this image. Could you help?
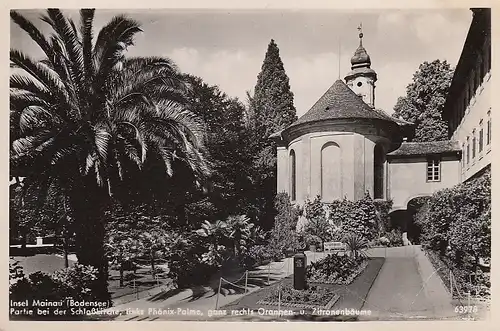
[10,254,75,275]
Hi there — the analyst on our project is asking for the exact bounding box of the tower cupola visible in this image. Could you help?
[345,23,377,108]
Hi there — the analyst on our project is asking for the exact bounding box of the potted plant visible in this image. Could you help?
[304,233,322,252]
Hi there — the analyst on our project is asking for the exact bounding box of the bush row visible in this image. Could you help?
[415,169,490,297]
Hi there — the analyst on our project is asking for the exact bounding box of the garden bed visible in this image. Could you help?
[425,249,491,300]
[257,284,339,309]
[307,254,368,285]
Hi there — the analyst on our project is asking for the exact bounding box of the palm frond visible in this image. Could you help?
[94,126,111,162]
[10,49,64,97]
[42,9,85,116]
[10,10,54,60]
[80,9,95,80]
[18,105,54,133]
[10,91,50,111]
[93,15,142,90]
[10,74,52,99]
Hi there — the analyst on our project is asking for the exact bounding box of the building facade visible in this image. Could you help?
[272,9,490,239]
[442,8,491,182]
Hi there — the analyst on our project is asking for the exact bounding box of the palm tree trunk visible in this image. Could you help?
[70,184,110,303]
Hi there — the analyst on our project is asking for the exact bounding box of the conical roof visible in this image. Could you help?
[287,80,398,128]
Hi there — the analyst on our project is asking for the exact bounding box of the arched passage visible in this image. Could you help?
[321,142,341,201]
[388,195,431,244]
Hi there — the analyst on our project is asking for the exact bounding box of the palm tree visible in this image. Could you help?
[344,234,370,260]
[10,9,209,300]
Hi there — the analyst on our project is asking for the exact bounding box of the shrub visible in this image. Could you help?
[240,245,273,268]
[306,253,367,285]
[9,263,102,318]
[304,196,330,246]
[166,233,218,288]
[385,229,404,247]
[51,264,100,300]
[328,193,379,241]
[268,193,302,256]
[416,170,490,298]
[374,199,393,235]
[416,169,490,264]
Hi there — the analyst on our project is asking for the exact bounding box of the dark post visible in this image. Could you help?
[293,252,307,290]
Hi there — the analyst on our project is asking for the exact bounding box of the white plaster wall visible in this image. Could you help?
[347,76,375,108]
[276,146,288,194]
[388,157,461,210]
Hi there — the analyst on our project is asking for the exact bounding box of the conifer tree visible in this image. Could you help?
[252,39,297,137]
[245,39,297,229]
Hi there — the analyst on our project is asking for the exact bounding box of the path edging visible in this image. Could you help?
[413,245,455,315]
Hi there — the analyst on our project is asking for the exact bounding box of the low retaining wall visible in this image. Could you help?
[413,245,455,316]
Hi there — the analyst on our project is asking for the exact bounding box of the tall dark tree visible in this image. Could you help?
[251,39,297,136]
[247,39,297,229]
[182,74,254,224]
[392,60,454,142]
[10,9,209,301]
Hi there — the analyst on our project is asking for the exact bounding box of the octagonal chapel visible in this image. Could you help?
[271,29,462,215]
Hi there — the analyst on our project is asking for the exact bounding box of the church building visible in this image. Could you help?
[270,9,490,239]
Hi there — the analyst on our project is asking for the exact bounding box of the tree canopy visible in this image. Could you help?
[392,60,454,142]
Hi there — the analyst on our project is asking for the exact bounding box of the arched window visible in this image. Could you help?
[321,142,341,201]
[289,150,296,201]
[374,143,385,199]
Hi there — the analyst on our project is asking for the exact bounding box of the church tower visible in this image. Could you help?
[344,24,377,108]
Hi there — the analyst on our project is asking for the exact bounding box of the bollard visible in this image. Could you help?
[293,252,307,290]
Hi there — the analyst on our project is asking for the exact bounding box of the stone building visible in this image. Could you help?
[271,9,490,241]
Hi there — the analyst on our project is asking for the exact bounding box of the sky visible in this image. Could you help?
[10,9,472,116]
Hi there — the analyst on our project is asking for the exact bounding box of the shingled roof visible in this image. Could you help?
[387,140,461,157]
[287,80,400,128]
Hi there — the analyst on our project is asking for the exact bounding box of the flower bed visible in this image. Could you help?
[257,284,339,309]
[306,254,368,285]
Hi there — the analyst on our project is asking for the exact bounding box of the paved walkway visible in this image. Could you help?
[360,245,459,320]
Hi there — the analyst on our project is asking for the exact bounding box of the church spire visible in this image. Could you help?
[350,22,371,70]
[345,23,377,108]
